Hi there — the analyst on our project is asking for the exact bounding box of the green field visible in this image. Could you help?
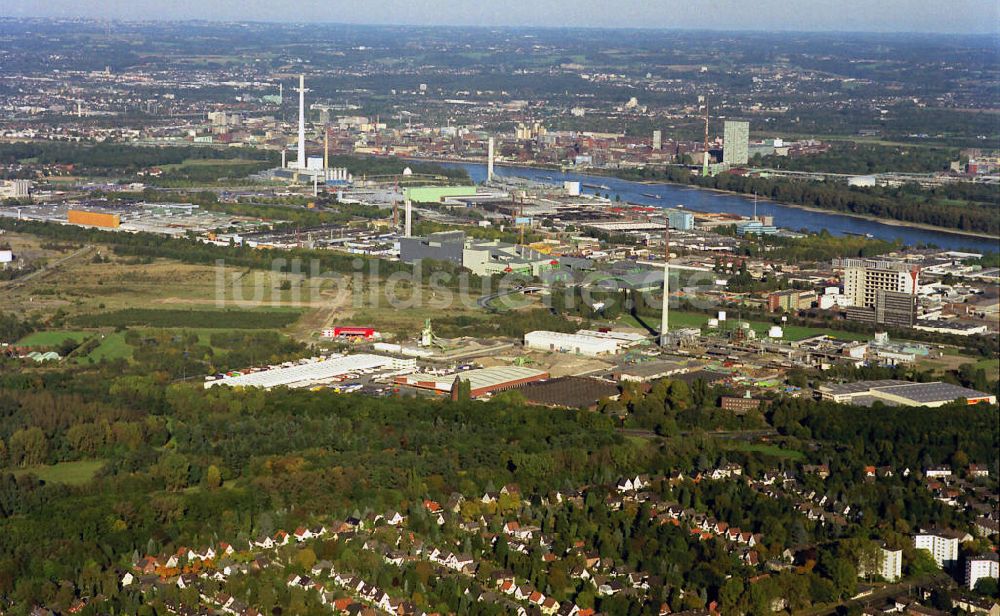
[723,441,806,461]
[974,358,1000,373]
[86,331,133,362]
[72,308,302,329]
[12,459,105,485]
[17,330,92,347]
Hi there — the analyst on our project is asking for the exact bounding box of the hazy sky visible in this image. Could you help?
[3,0,998,34]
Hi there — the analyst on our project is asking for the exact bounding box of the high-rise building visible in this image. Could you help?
[723,120,750,165]
[840,259,919,327]
[880,546,903,582]
[914,530,960,569]
[966,553,999,590]
[652,130,662,151]
[840,259,919,308]
[874,289,918,328]
[666,209,694,230]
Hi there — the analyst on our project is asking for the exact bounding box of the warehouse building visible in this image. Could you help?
[614,359,690,383]
[205,354,414,389]
[394,366,549,398]
[524,331,622,356]
[405,186,479,203]
[818,380,996,407]
[515,376,620,410]
[68,209,121,228]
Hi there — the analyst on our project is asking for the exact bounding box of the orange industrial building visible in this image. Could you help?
[67,210,120,228]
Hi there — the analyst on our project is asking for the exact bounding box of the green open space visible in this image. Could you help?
[71,307,303,329]
[85,331,134,362]
[722,441,806,461]
[974,358,1000,373]
[11,459,105,486]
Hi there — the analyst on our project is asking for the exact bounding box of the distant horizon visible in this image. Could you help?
[2,15,999,38]
[3,0,998,35]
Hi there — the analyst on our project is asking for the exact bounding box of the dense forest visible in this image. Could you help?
[752,143,957,175]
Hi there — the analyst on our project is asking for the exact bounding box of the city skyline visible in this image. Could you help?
[3,0,999,34]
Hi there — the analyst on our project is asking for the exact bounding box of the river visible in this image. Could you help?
[438,161,998,253]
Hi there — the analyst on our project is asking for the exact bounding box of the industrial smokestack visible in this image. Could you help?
[281,149,287,168]
[487,137,495,182]
[324,127,329,172]
[660,224,670,347]
[297,74,306,169]
[404,199,412,237]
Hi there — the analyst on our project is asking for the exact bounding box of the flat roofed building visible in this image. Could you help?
[615,360,690,383]
[516,376,620,409]
[819,380,996,407]
[395,366,549,398]
[720,395,762,414]
[206,354,414,389]
[524,330,622,356]
[574,330,648,346]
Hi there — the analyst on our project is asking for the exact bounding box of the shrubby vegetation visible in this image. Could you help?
[72,308,301,330]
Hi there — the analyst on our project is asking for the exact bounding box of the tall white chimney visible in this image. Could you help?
[660,225,670,347]
[296,74,306,169]
[404,199,412,237]
[487,137,495,182]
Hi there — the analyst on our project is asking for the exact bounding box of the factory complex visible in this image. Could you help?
[205,354,416,390]
[393,366,550,398]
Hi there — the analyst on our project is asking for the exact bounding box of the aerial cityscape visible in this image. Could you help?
[0,5,997,616]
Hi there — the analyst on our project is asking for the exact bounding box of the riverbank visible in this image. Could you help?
[407,156,999,244]
[587,168,999,242]
[691,185,1000,242]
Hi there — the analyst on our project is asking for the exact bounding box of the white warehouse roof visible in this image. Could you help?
[205,354,413,389]
[524,330,622,356]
